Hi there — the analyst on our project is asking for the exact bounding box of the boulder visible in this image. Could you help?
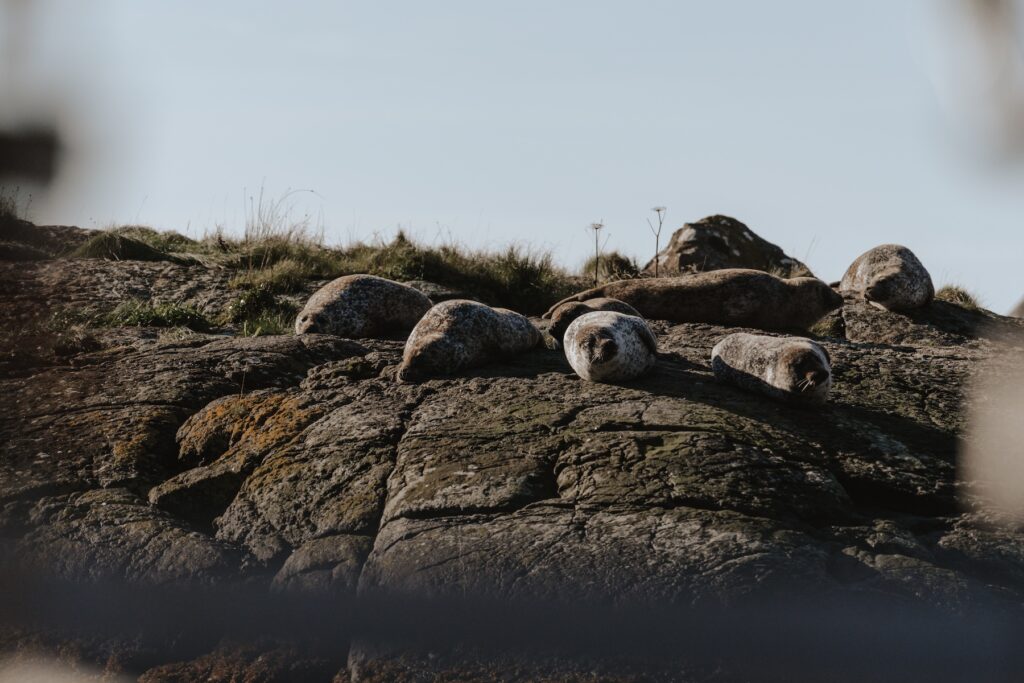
[644,214,813,278]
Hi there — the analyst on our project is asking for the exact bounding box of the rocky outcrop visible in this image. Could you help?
[644,214,813,278]
[1011,297,1024,318]
[4,223,1024,680]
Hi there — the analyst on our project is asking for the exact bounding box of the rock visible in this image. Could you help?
[1011,297,1024,318]
[0,334,365,503]
[643,215,813,278]
[272,534,373,596]
[14,488,241,585]
[0,240,53,261]
[138,640,342,683]
[5,231,1024,679]
[0,218,91,255]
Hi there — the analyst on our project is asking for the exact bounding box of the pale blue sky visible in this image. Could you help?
[9,1,1024,311]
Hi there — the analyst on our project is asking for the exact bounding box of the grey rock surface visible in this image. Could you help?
[4,223,1024,680]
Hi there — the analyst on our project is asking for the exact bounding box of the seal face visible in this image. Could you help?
[711,333,832,403]
[839,244,934,312]
[295,274,432,338]
[397,299,541,382]
[542,269,842,331]
[547,297,642,348]
[563,311,657,383]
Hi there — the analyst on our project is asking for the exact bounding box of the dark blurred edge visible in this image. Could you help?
[0,128,61,182]
[0,566,1020,680]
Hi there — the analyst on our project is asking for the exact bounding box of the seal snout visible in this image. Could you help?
[802,368,830,391]
[592,337,618,363]
[396,364,419,384]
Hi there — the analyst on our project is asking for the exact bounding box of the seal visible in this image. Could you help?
[839,244,934,312]
[546,297,642,348]
[397,299,542,382]
[543,269,842,331]
[295,274,432,338]
[563,311,657,383]
[711,333,832,403]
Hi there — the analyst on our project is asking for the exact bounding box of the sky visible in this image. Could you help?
[4,0,1024,312]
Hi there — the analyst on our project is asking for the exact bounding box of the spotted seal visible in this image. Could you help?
[543,269,842,331]
[397,299,541,382]
[295,274,432,338]
[563,311,657,383]
[839,244,934,312]
[546,297,642,348]
[711,333,832,403]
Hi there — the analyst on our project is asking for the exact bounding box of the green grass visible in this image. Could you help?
[69,231,184,263]
[224,230,577,314]
[110,225,202,254]
[238,311,295,336]
[104,300,212,331]
[221,285,299,336]
[70,185,578,314]
[334,232,575,314]
[49,300,213,333]
[935,285,981,310]
[581,251,641,284]
[808,312,845,339]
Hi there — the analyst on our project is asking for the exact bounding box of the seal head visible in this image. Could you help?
[563,311,658,383]
[547,297,642,348]
[711,333,832,403]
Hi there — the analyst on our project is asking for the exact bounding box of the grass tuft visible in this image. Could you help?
[322,232,575,314]
[104,300,212,331]
[0,192,17,221]
[935,285,982,310]
[222,285,299,336]
[808,312,845,339]
[111,225,201,254]
[581,251,641,284]
[70,232,181,263]
[49,300,213,333]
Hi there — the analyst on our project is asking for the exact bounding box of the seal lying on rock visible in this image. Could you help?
[839,245,934,312]
[711,333,832,403]
[295,274,432,338]
[563,311,657,383]
[397,300,541,382]
[544,269,842,331]
[547,297,642,348]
